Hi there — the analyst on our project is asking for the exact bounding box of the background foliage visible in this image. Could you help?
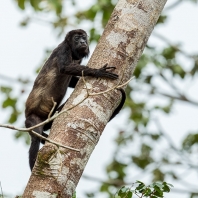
[1,0,198,197]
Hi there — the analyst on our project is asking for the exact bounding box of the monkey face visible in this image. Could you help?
[73,34,88,51]
[70,33,89,59]
[65,29,90,60]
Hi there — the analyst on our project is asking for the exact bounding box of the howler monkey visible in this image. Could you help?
[25,29,125,171]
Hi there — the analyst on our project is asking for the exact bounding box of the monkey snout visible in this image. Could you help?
[80,42,87,47]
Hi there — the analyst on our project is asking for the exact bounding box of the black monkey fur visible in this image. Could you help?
[25,29,126,171]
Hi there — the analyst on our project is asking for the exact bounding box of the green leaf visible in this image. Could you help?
[30,0,40,11]
[90,28,101,42]
[150,134,160,140]
[48,0,62,14]
[162,185,170,193]
[144,75,152,83]
[157,15,167,24]
[2,97,17,108]
[106,160,127,180]
[162,46,178,60]
[182,133,198,151]
[0,86,12,94]
[190,58,198,75]
[134,54,149,78]
[153,186,163,197]
[153,182,163,189]
[136,183,145,191]
[72,191,76,198]
[132,156,153,169]
[143,188,152,196]
[100,183,109,192]
[20,17,30,27]
[171,64,185,78]
[117,186,133,198]
[15,131,30,145]
[17,0,26,10]
[166,183,174,188]
[136,180,145,184]
[8,112,18,124]
[120,186,128,193]
[86,193,95,198]
[152,169,165,182]
[126,191,133,198]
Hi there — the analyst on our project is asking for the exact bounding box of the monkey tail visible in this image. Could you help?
[29,133,41,171]
[109,88,126,121]
[25,114,43,171]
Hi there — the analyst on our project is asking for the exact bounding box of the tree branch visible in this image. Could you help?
[154,119,198,169]
[83,174,198,195]
[0,77,131,152]
[153,89,198,106]
[22,1,168,196]
[0,74,31,84]
[153,32,198,61]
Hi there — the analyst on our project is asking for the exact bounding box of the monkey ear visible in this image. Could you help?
[65,33,70,41]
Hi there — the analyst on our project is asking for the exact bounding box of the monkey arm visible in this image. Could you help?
[59,64,94,76]
[58,63,119,80]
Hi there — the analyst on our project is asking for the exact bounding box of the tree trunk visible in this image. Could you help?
[22,0,167,197]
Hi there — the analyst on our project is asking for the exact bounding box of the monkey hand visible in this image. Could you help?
[95,63,118,80]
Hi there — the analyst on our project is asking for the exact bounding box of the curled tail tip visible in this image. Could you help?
[109,88,126,121]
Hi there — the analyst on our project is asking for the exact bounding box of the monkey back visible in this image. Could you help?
[25,62,72,119]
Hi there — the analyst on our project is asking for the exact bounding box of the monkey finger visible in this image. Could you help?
[102,63,108,68]
[104,66,116,70]
[104,72,119,79]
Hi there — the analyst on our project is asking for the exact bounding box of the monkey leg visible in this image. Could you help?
[68,76,79,88]
[42,102,67,145]
[40,131,48,144]
[42,88,125,146]
[25,114,44,171]
[43,88,125,134]
[43,101,66,132]
[109,88,126,121]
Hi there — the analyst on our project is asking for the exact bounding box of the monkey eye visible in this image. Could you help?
[74,36,79,41]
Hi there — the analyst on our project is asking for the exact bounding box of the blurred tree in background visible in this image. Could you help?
[1,0,198,197]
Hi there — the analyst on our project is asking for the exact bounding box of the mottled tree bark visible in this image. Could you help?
[22,0,167,197]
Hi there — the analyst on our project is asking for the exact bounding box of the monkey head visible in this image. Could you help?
[65,29,90,60]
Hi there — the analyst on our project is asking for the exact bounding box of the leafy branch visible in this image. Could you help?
[115,181,173,198]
